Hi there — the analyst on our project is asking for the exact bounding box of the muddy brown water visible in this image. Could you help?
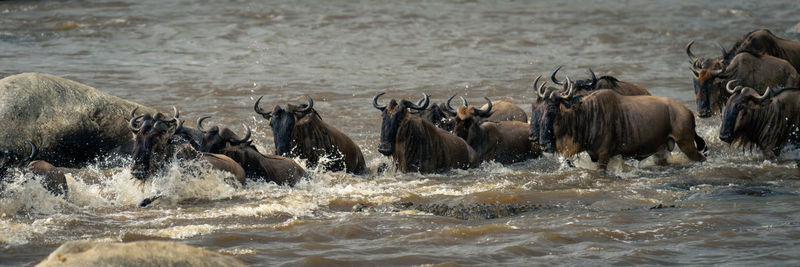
[2,0,800,266]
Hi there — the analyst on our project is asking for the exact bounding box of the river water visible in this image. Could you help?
[2,0,800,265]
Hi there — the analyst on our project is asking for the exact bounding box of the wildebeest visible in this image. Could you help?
[550,66,651,95]
[128,107,245,184]
[374,93,478,173]
[413,94,458,131]
[719,81,800,159]
[415,94,528,131]
[197,117,306,186]
[254,95,366,174]
[453,97,540,164]
[537,82,707,170]
[0,141,67,196]
[687,48,799,117]
[722,29,800,72]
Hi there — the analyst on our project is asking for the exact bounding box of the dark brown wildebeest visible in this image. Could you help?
[550,66,651,96]
[687,48,799,117]
[0,141,67,196]
[722,29,800,72]
[254,95,366,174]
[197,117,306,186]
[537,83,707,170]
[719,81,800,159]
[413,94,458,131]
[128,107,245,185]
[453,97,540,164]
[374,93,478,173]
[416,94,528,131]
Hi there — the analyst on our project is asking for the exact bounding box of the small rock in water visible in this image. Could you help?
[36,240,246,267]
[790,22,800,33]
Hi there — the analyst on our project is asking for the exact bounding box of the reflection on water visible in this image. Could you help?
[1,0,800,265]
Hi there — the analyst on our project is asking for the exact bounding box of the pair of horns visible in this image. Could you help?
[537,75,575,99]
[197,116,251,144]
[254,95,314,119]
[725,80,771,101]
[129,106,181,133]
[373,93,430,111]
[460,96,492,117]
[686,40,727,62]
[550,66,597,88]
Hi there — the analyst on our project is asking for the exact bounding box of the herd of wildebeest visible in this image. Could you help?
[1,29,799,203]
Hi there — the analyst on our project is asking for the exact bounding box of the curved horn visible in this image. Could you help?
[171,106,180,122]
[231,124,252,144]
[254,96,272,118]
[404,93,429,110]
[373,92,387,110]
[725,80,738,94]
[197,116,211,133]
[754,86,772,102]
[296,95,313,113]
[560,76,575,98]
[174,118,184,133]
[416,93,430,110]
[551,66,564,85]
[475,97,493,117]
[26,141,37,162]
[445,94,457,113]
[537,81,548,99]
[690,67,700,78]
[128,114,146,133]
[686,40,698,61]
[532,75,542,93]
[588,68,598,87]
[129,107,139,119]
[461,96,468,107]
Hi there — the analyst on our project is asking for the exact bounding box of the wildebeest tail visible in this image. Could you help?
[694,134,707,153]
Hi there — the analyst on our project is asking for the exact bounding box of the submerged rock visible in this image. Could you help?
[37,240,245,267]
[0,73,154,167]
[354,202,556,220]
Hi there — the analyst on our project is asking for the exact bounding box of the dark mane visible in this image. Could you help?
[556,90,622,156]
[734,95,800,152]
[596,76,619,88]
[292,110,337,162]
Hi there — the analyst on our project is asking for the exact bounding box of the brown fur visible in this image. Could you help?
[380,100,478,173]
[720,87,800,159]
[28,160,68,196]
[289,111,366,174]
[550,90,706,170]
[173,144,247,185]
[726,29,800,72]
[593,77,651,96]
[456,106,539,164]
[219,143,305,186]
[479,100,528,122]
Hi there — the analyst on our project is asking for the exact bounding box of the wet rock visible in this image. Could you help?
[354,201,556,220]
[36,240,245,267]
[0,73,155,167]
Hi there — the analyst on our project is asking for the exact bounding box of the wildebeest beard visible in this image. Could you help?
[128,107,183,182]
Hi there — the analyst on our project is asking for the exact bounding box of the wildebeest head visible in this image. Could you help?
[719,80,772,143]
[529,75,561,143]
[539,78,582,153]
[128,107,183,181]
[453,97,492,140]
[374,92,430,156]
[254,95,314,157]
[0,141,36,178]
[196,116,252,154]
[412,94,457,131]
[687,41,730,117]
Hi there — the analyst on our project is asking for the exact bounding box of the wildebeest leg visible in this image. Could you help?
[596,156,610,170]
[677,137,706,162]
[653,146,669,166]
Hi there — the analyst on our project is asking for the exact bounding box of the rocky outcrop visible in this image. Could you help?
[37,240,245,267]
[0,73,154,167]
[354,202,557,220]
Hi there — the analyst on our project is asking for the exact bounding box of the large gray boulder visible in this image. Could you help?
[0,73,154,167]
[37,240,245,267]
